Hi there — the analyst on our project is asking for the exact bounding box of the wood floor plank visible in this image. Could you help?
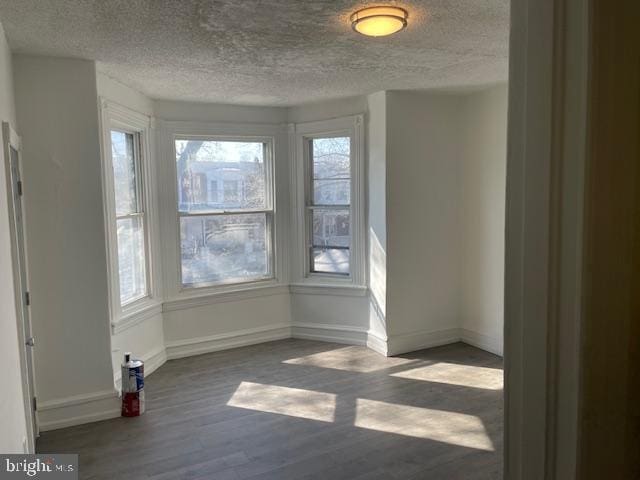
[37,340,503,479]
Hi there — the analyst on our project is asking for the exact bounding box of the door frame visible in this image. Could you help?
[576,0,640,476]
[2,121,37,452]
[505,0,589,478]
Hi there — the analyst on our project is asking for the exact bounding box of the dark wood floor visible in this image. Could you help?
[37,339,503,479]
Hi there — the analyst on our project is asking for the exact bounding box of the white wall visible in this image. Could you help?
[0,21,29,453]
[0,23,14,123]
[385,91,466,351]
[154,100,288,124]
[163,293,292,358]
[460,85,507,355]
[382,87,507,355]
[367,92,388,343]
[97,72,154,116]
[288,96,368,124]
[14,55,118,430]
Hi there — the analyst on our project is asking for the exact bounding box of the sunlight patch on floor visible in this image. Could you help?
[283,346,414,373]
[390,362,503,390]
[227,381,336,422]
[354,398,495,451]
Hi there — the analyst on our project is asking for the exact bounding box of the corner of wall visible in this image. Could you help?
[13,55,117,433]
[457,84,508,358]
[0,18,31,453]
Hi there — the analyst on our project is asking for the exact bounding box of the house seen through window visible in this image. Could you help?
[110,130,148,305]
[175,139,273,287]
[308,136,351,275]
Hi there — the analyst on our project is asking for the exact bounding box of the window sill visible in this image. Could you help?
[289,283,368,297]
[163,283,290,312]
[111,301,163,335]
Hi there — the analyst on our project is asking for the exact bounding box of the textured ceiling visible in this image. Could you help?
[0,0,509,106]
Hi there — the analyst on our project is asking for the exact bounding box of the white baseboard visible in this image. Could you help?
[386,328,461,356]
[460,328,503,356]
[365,331,389,356]
[165,323,291,360]
[145,345,168,374]
[37,390,120,432]
[289,322,500,358]
[291,322,370,346]
[291,322,390,356]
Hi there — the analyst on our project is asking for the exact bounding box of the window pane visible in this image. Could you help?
[117,216,147,304]
[176,140,265,212]
[312,137,350,182]
[111,131,140,216]
[312,209,350,248]
[180,213,269,286]
[313,179,350,205]
[312,248,350,275]
[309,137,351,276]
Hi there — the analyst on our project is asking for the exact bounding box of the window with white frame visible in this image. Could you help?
[174,138,274,288]
[109,129,148,305]
[293,115,365,286]
[308,136,351,275]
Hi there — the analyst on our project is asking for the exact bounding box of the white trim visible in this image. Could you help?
[163,284,289,312]
[173,133,276,289]
[157,119,289,302]
[289,284,368,297]
[37,390,120,432]
[386,328,461,356]
[2,121,37,452]
[290,322,389,355]
[366,331,389,357]
[289,115,367,288]
[160,120,288,137]
[291,322,369,345]
[165,323,291,359]
[111,302,162,334]
[459,328,503,357]
[504,0,588,476]
[143,345,168,377]
[39,409,121,432]
[99,99,162,327]
[37,390,117,411]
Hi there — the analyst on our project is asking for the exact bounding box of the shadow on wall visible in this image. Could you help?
[368,227,387,341]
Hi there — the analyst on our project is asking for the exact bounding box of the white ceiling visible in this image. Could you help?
[0,0,509,106]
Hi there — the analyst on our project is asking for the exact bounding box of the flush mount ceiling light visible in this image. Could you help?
[350,6,408,37]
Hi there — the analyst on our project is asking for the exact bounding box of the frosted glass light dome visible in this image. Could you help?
[351,6,408,37]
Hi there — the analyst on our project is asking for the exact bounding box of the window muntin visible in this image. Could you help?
[175,139,274,288]
[308,136,351,276]
[110,130,148,305]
